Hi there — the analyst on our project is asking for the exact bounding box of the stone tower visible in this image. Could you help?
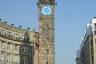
[38,0,55,64]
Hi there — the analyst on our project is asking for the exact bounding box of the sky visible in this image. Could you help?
[0,0,96,64]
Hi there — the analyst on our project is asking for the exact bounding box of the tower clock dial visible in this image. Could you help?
[42,5,51,15]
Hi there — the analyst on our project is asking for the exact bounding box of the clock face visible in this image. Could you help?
[42,5,51,15]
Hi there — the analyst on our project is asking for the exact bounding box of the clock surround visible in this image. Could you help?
[42,5,51,15]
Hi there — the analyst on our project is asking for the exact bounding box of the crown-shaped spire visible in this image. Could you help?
[38,0,55,5]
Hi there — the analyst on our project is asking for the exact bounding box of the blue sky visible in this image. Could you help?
[0,0,96,64]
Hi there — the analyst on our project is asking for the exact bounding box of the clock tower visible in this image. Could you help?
[38,0,55,64]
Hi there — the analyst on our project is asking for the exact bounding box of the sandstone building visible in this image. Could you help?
[0,0,56,64]
[0,19,39,64]
[76,17,96,64]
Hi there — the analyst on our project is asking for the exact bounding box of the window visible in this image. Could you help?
[1,52,4,61]
[14,34,19,40]
[46,37,49,42]
[14,44,19,51]
[92,56,94,64]
[95,39,96,45]
[1,41,4,49]
[43,0,46,1]
[22,57,26,64]
[1,29,5,35]
[81,52,84,64]
[14,55,18,63]
[8,32,11,38]
[91,40,93,48]
[95,23,96,29]
[94,31,96,34]
[43,24,49,30]
[46,61,48,64]
[91,48,94,56]
[22,46,26,53]
[7,43,10,50]
[7,53,10,62]
[46,30,49,35]
[91,40,94,64]
[22,35,28,42]
[46,48,49,54]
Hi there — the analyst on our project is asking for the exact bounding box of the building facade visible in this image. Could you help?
[0,19,39,64]
[0,0,55,64]
[77,17,96,64]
